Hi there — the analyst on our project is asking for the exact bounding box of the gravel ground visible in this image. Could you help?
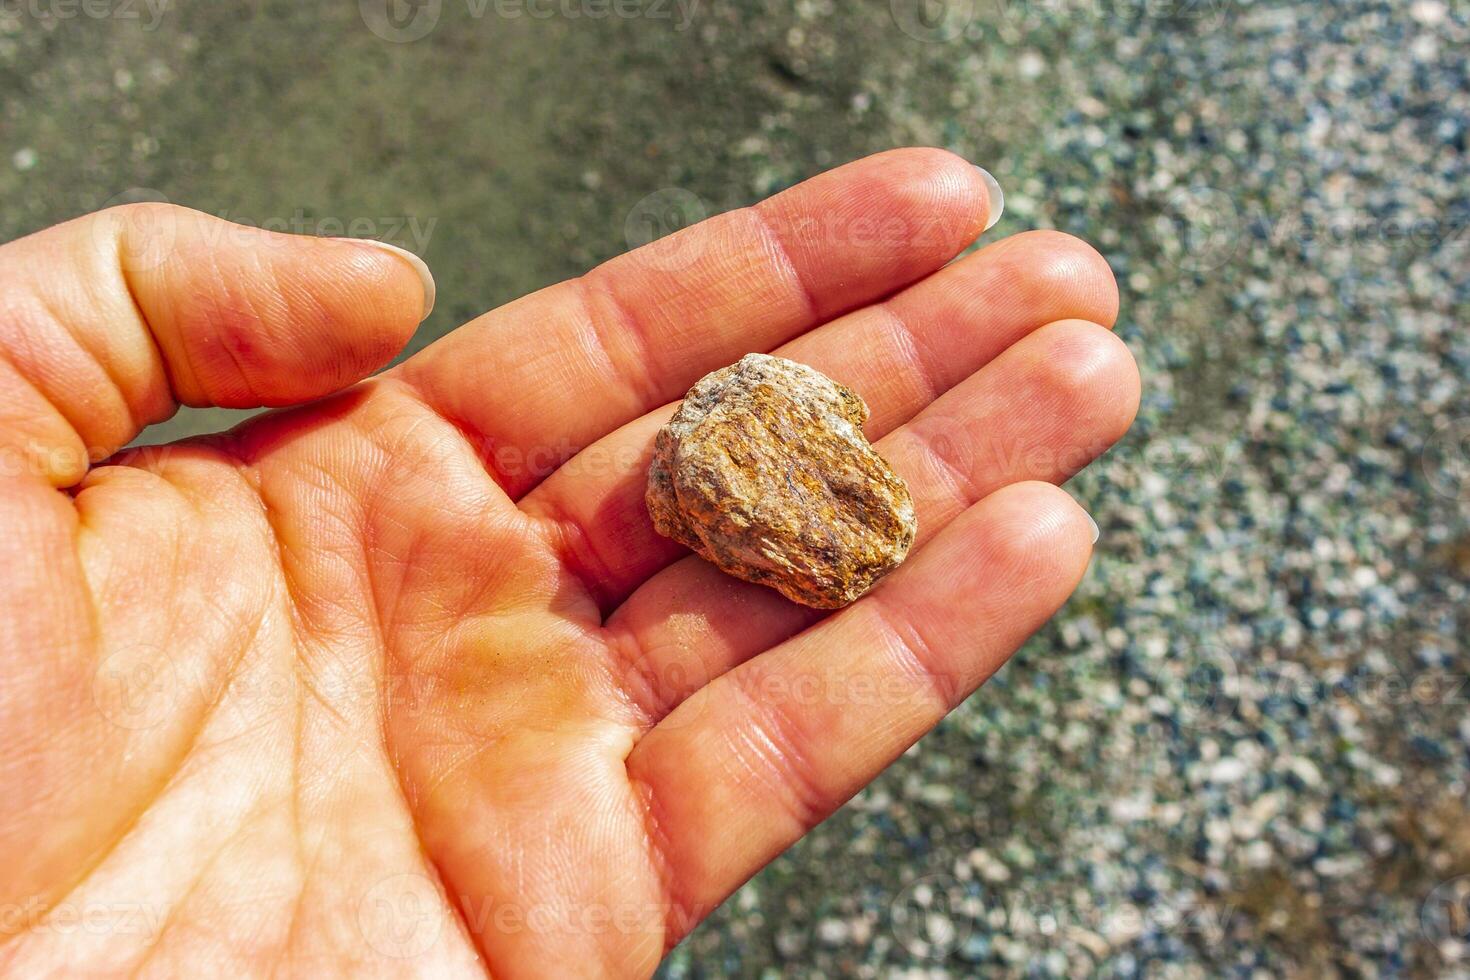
[3,0,1468,976]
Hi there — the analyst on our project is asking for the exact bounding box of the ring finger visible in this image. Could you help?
[605,317,1140,729]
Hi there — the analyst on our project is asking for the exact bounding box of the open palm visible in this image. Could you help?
[0,150,1137,978]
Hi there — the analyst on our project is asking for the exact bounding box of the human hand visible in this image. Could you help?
[0,149,1137,977]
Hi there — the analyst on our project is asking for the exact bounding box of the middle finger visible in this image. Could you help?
[521,229,1120,611]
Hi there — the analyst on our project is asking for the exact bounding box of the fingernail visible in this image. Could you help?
[1084,510,1101,545]
[335,238,437,321]
[975,166,1005,232]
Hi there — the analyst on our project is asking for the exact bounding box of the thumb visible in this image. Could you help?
[0,203,434,487]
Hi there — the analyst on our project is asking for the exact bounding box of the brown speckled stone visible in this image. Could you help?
[647,353,917,608]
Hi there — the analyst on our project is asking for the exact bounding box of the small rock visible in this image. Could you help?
[1281,756,1323,788]
[647,354,916,608]
[1410,0,1447,26]
[815,917,849,946]
[967,848,1012,883]
[1208,757,1250,783]
[773,927,805,959]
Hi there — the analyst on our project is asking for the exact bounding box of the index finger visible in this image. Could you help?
[398,148,1001,497]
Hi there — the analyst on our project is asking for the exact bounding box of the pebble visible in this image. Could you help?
[647,354,916,608]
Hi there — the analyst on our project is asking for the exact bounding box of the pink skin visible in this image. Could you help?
[0,149,1137,978]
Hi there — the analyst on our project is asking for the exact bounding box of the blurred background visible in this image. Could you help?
[3,0,1468,975]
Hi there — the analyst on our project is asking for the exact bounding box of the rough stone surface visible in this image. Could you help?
[647,353,916,609]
